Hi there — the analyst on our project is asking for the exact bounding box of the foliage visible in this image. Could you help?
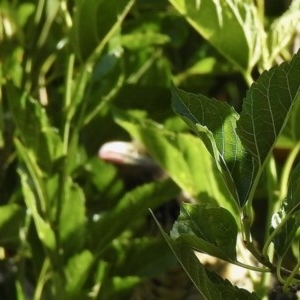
[1,0,300,299]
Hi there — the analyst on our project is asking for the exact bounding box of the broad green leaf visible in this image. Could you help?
[91,178,180,253]
[237,50,300,169]
[18,169,56,252]
[65,250,94,296]
[171,204,238,261]
[72,0,134,62]
[168,0,262,73]
[154,212,259,300]
[0,204,26,245]
[171,85,255,206]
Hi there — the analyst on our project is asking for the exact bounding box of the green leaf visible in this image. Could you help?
[58,179,87,257]
[171,203,238,261]
[168,0,262,73]
[171,84,255,205]
[65,250,94,296]
[271,212,297,258]
[114,109,239,220]
[277,96,300,149]
[286,162,300,214]
[91,178,180,252]
[237,50,300,168]
[6,84,63,173]
[18,169,56,252]
[154,212,259,300]
[72,0,134,62]
[265,1,300,69]
[0,204,26,245]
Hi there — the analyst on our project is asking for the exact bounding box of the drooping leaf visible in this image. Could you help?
[153,211,259,300]
[168,0,262,73]
[170,203,238,261]
[171,84,256,205]
[114,109,239,220]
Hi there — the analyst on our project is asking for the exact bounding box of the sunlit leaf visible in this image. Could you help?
[168,0,262,73]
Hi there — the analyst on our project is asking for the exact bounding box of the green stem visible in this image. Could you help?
[284,259,300,292]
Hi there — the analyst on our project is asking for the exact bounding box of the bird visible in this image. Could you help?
[98,140,259,299]
[98,140,201,300]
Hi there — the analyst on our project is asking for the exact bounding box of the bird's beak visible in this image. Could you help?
[98,141,154,166]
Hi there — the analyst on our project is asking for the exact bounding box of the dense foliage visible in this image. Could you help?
[1,0,300,299]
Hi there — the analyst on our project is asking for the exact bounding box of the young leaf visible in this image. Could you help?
[170,203,238,261]
[168,0,262,73]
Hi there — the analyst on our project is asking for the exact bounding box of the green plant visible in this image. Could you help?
[1,0,300,299]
